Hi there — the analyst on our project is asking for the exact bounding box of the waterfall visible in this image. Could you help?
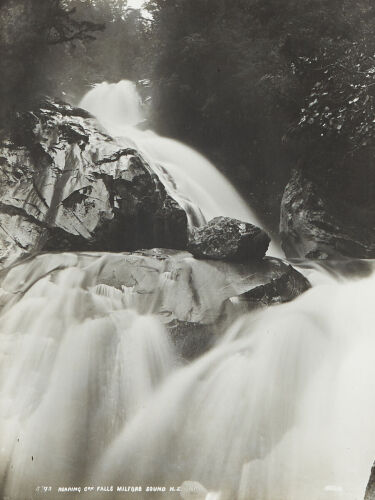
[0,80,374,500]
[79,81,277,252]
[0,253,374,499]
[0,254,177,498]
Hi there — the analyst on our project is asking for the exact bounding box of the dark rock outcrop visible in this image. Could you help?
[280,170,375,259]
[188,216,270,261]
[0,249,310,359]
[365,462,375,500]
[238,263,310,306]
[0,98,187,268]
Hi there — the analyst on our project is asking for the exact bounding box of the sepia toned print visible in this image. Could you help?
[0,1,374,499]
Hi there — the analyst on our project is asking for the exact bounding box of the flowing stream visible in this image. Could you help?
[0,81,374,500]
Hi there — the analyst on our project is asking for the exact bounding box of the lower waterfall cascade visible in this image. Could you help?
[0,81,374,500]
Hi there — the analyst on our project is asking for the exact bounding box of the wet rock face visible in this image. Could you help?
[365,462,375,500]
[280,170,375,259]
[0,249,310,359]
[0,98,187,268]
[238,263,310,306]
[188,216,270,261]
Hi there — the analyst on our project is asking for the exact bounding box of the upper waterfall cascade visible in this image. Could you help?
[80,81,280,255]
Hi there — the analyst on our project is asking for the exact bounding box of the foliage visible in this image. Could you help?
[297,35,375,154]
[40,0,151,103]
[143,0,375,224]
[0,0,103,121]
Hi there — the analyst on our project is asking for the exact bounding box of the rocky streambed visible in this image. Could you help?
[0,97,312,361]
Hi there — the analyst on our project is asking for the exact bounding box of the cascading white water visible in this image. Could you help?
[0,254,177,498]
[1,254,374,499]
[0,80,374,500]
[79,81,279,254]
[92,270,375,500]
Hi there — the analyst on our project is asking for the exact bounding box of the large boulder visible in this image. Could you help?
[0,249,310,358]
[280,170,375,259]
[188,216,270,261]
[0,98,187,269]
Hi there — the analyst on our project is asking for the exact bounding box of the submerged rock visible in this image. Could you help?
[280,170,375,259]
[0,98,187,268]
[238,263,310,305]
[188,216,270,261]
[168,321,214,360]
[0,249,310,358]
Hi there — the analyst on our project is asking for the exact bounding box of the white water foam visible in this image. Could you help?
[0,255,374,499]
[94,271,375,500]
[0,259,176,498]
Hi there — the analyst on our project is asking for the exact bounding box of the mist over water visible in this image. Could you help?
[0,81,374,500]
